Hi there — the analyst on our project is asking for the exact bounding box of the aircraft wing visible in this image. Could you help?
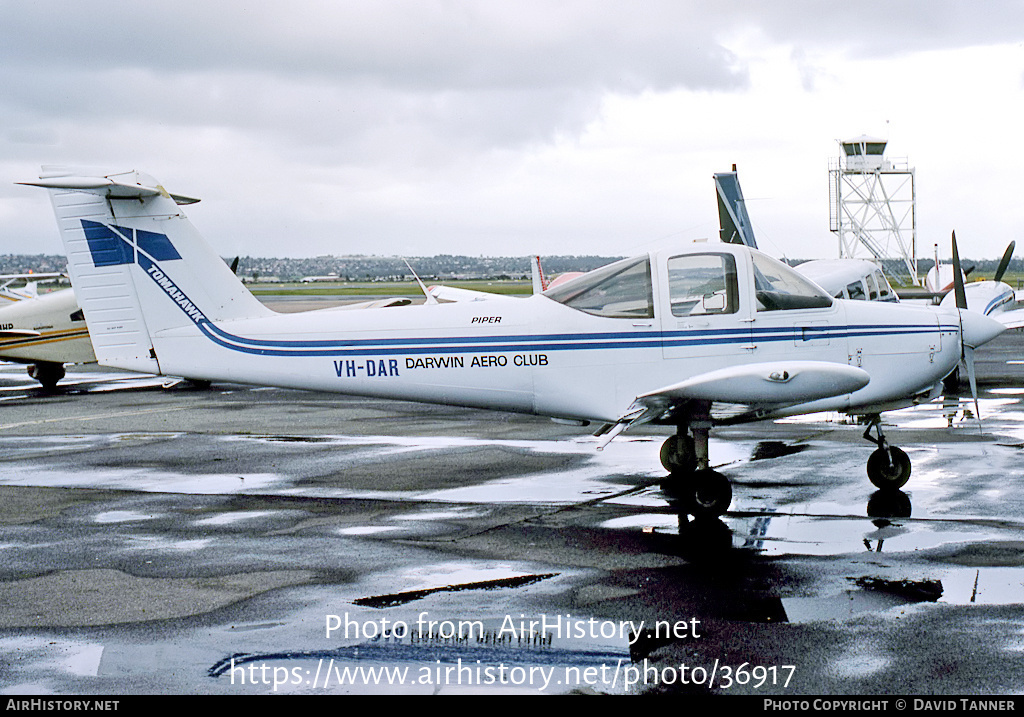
[321,297,414,310]
[427,285,504,302]
[601,361,871,440]
[993,307,1024,330]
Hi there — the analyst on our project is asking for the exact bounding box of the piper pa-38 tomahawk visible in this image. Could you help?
[23,168,1006,516]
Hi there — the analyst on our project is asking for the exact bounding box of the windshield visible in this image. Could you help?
[544,255,654,318]
[751,252,833,311]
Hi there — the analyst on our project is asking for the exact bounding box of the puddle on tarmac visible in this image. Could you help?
[0,636,105,682]
[94,510,165,524]
[0,464,284,495]
[193,511,279,527]
[207,635,632,694]
[354,573,558,608]
[727,511,997,557]
[338,526,405,536]
[783,567,1024,625]
[207,560,635,693]
[938,567,1024,605]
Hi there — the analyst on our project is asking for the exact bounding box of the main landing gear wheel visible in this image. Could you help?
[27,362,65,390]
[667,468,732,518]
[660,434,696,473]
[686,469,732,518]
[867,446,911,490]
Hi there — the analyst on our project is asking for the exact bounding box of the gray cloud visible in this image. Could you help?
[2,1,1023,258]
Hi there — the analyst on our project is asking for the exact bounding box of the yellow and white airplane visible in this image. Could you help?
[22,168,1005,516]
[0,282,94,388]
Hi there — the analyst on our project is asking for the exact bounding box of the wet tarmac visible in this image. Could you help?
[1,331,1023,695]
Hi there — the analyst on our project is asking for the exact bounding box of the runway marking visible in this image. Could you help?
[0,404,195,431]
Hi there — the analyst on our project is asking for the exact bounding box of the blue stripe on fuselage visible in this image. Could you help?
[138,261,955,358]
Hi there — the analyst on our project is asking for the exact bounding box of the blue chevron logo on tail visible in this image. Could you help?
[81,220,181,267]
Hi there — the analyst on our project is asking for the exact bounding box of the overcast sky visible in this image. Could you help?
[2,1,1023,265]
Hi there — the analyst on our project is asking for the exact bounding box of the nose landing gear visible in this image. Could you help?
[863,416,911,490]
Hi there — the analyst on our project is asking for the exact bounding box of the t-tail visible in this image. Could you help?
[21,167,273,375]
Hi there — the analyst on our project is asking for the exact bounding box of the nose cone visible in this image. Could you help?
[960,310,1006,348]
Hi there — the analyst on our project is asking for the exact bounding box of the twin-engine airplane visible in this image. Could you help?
[23,168,1006,516]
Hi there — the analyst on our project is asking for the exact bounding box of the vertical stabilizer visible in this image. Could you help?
[531,256,548,293]
[714,168,758,249]
[23,168,274,374]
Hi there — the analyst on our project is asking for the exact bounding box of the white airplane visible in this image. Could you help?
[714,168,902,304]
[935,240,1024,330]
[1,272,64,301]
[796,259,900,303]
[714,167,1024,331]
[23,168,1006,516]
[0,286,95,388]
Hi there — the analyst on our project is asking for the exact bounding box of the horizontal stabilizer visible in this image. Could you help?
[0,329,42,338]
[639,361,870,406]
[18,173,200,205]
[0,273,64,280]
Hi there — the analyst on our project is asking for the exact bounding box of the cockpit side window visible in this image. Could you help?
[668,254,739,316]
[873,270,893,300]
[751,252,833,311]
[865,272,879,300]
[543,255,654,318]
[846,280,866,301]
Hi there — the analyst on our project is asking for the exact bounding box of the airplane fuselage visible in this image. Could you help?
[143,246,963,425]
[0,288,94,365]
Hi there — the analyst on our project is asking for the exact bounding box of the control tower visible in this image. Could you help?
[829,136,918,285]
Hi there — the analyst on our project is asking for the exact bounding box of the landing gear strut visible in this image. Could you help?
[863,415,911,490]
[660,404,732,517]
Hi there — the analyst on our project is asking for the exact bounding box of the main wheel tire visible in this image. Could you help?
[660,434,696,473]
[686,469,732,518]
[867,446,911,490]
[28,362,65,390]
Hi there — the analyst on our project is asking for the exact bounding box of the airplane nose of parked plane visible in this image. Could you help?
[959,309,1006,349]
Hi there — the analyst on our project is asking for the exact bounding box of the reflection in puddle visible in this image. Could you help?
[852,576,943,602]
[939,567,1024,605]
[749,441,810,461]
[207,635,631,694]
[354,573,557,608]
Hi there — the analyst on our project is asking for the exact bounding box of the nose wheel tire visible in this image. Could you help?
[867,446,911,490]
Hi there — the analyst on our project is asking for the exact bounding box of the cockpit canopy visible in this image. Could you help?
[544,248,832,318]
[543,255,655,318]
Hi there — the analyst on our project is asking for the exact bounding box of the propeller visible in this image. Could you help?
[994,241,1015,284]
[951,231,981,427]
